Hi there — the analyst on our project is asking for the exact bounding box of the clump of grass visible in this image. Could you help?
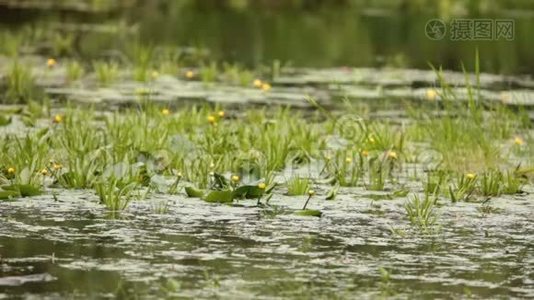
[448,173,477,202]
[66,61,85,83]
[95,177,137,211]
[286,176,311,196]
[93,61,119,86]
[4,62,36,104]
[404,193,437,231]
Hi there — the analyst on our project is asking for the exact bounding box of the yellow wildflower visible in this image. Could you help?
[253,79,263,88]
[258,182,266,189]
[466,173,476,180]
[47,58,57,68]
[7,167,15,174]
[514,136,525,146]
[161,108,171,116]
[308,190,316,196]
[387,151,398,160]
[261,83,271,91]
[207,115,216,124]
[53,163,62,171]
[40,168,48,176]
[231,175,240,183]
[425,89,438,101]
[361,150,369,157]
[185,70,194,79]
[218,111,225,118]
[53,114,63,124]
[345,157,352,163]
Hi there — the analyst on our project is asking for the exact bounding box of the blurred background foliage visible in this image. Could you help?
[0,0,533,74]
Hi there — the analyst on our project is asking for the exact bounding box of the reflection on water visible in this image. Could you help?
[1,190,532,298]
[0,1,534,74]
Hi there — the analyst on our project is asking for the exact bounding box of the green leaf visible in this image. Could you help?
[185,186,205,198]
[203,190,234,203]
[2,184,42,197]
[0,190,20,200]
[17,184,42,197]
[326,183,340,200]
[295,209,322,217]
[233,185,265,199]
[0,115,12,126]
[211,173,228,189]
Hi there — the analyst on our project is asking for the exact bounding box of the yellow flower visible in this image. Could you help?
[387,151,398,160]
[261,83,271,92]
[47,58,57,68]
[368,136,375,144]
[258,182,266,189]
[176,172,183,178]
[40,168,48,176]
[514,136,525,146]
[185,70,194,79]
[308,190,316,196]
[207,115,216,124]
[253,79,263,88]
[361,150,369,157]
[425,89,438,101]
[345,157,352,163]
[231,175,240,183]
[7,167,15,174]
[53,114,63,124]
[151,71,159,80]
[218,111,225,118]
[53,163,63,171]
[466,173,476,180]
[161,108,171,116]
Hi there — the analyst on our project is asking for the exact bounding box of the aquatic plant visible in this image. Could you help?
[93,61,119,86]
[95,177,137,211]
[286,176,311,196]
[404,193,437,231]
[4,62,36,104]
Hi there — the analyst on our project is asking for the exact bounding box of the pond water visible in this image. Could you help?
[1,0,534,74]
[0,1,534,299]
[1,190,533,298]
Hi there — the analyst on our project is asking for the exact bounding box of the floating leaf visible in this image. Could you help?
[203,190,234,203]
[295,209,322,217]
[0,190,20,200]
[16,184,42,197]
[185,186,205,198]
[2,184,41,197]
[233,185,265,199]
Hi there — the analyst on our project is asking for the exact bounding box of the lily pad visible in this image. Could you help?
[295,209,322,217]
[203,190,234,203]
[0,190,20,200]
[233,185,265,199]
[185,186,205,198]
[2,184,42,197]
